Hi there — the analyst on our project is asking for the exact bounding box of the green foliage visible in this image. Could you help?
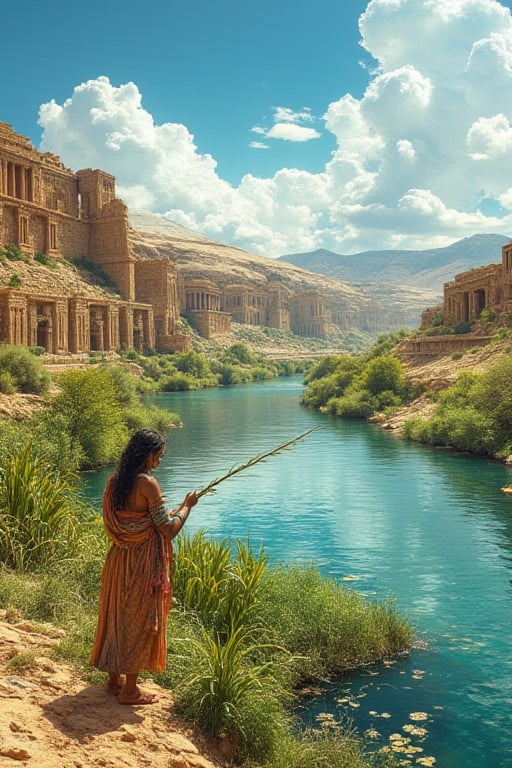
[479,308,496,322]
[161,371,196,391]
[303,355,345,385]
[454,320,472,334]
[302,340,410,420]
[363,330,409,360]
[215,363,244,386]
[261,567,412,680]
[0,445,94,571]
[0,243,27,261]
[223,342,257,366]
[0,344,51,394]
[402,358,512,457]
[173,624,286,742]
[0,370,16,394]
[173,349,214,378]
[50,368,127,468]
[8,274,22,288]
[357,355,405,396]
[431,309,444,327]
[174,532,270,636]
[34,252,57,268]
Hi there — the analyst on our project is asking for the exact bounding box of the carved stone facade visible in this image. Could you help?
[0,121,356,351]
[289,290,331,338]
[0,122,181,354]
[421,241,512,330]
[180,278,231,338]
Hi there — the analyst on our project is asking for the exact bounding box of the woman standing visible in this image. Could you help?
[90,428,198,705]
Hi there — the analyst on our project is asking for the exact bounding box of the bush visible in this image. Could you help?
[454,321,472,334]
[0,344,51,394]
[50,368,127,468]
[0,370,16,394]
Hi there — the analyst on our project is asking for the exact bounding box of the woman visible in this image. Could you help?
[90,428,198,704]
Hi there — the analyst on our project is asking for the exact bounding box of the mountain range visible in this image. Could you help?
[279,234,511,295]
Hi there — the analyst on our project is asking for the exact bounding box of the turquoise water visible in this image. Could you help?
[81,377,512,768]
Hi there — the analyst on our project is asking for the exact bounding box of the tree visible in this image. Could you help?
[50,368,127,469]
[359,355,405,396]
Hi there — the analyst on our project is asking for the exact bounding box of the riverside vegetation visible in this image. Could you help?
[0,342,412,768]
[302,327,512,461]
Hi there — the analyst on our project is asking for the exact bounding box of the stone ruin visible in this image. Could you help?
[0,121,353,354]
[401,240,512,359]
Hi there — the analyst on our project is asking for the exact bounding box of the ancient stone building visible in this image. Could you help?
[0,120,354,351]
[0,122,177,354]
[180,278,231,338]
[289,291,330,338]
[421,241,512,330]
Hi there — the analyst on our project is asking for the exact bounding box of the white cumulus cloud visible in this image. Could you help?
[38,0,512,257]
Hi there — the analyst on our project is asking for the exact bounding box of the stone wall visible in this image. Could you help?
[421,241,512,331]
[0,120,359,352]
[0,122,158,354]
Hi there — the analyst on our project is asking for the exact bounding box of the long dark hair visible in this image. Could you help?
[111,429,165,510]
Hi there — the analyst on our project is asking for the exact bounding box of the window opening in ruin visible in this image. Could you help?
[49,223,57,250]
[20,216,28,244]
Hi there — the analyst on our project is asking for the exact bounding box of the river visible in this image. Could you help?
[81,376,512,768]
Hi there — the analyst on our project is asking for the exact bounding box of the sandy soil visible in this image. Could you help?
[0,617,227,768]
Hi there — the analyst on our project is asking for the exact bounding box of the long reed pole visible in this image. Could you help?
[196,426,321,499]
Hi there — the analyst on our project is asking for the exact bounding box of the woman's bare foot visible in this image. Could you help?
[106,673,123,694]
[118,685,157,705]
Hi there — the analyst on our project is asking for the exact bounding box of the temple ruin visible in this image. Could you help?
[421,241,512,330]
[0,121,361,353]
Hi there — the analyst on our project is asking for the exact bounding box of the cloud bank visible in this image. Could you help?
[39,0,512,257]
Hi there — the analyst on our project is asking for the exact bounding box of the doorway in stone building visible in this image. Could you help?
[475,288,486,317]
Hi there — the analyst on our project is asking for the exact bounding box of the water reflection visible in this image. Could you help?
[81,378,512,768]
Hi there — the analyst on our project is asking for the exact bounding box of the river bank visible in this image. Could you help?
[0,614,228,768]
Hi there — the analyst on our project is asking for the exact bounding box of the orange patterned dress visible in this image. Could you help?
[90,476,173,674]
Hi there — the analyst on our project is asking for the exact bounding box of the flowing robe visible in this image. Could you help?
[90,475,173,674]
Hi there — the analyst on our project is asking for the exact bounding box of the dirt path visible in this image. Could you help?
[0,618,226,768]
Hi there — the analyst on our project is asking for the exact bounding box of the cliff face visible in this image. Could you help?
[128,210,440,331]
[128,210,366,299]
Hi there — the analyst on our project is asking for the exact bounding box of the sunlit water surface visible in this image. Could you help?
[81,377,512,768]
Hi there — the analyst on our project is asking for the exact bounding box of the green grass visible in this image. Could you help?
[0,506,409,768]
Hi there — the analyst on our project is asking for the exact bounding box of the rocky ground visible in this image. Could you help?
[0,616,228,768]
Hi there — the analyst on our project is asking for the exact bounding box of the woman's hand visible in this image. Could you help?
[184,491,198,509]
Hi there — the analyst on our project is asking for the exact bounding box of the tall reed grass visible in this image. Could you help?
[0,445,96,571]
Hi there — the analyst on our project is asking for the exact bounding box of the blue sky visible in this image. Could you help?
[3,0,512,257]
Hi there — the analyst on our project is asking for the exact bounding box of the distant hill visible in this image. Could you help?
[130,213,509,333]
[279,234,511,294]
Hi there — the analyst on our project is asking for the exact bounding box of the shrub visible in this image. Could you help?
[161,372,195,391]
[50,368,127,468]
[454,320,472,334]
[0,370,16,394]
[0,344,51,394]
